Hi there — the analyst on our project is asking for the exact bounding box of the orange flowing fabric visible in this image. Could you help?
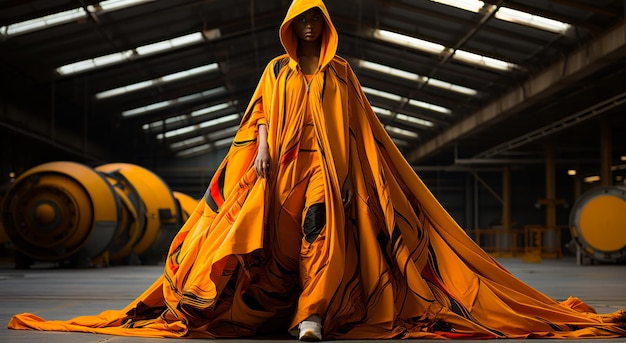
[8,0,626,339]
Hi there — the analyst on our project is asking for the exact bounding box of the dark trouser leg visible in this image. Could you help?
[303,203,326,243]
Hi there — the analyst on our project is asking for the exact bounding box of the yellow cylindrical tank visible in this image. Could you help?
[569,186,626,263]
[95,163,181,264]
[173,191,200,222]
[1,161,120,263]
[1,161,193,267]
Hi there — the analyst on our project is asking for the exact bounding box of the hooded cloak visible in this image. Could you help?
[8,0,626,339]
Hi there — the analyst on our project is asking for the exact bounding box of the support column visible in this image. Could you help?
[502,166,511,231]
[545,145,557,231]
[501,166,514,256]
[541,144,563,258]
[573,175,582,200]
[600,120,612,186]
[529,145,564,261]
[465,174,473,230]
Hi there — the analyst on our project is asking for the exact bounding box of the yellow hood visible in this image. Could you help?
[279,0,338,71]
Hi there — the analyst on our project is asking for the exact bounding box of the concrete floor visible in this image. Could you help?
[1,257,625,343]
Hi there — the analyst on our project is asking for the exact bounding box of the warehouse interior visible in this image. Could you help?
[0,1,626,342]
[0,0,625,267]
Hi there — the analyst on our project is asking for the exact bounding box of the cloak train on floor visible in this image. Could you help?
[8,0,626,339]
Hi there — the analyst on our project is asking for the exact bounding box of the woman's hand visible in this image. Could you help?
[342,176,354,207]
[255,124,271,178]
[255,146,271,178]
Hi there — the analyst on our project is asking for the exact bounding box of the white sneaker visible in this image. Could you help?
[298,315,322,341]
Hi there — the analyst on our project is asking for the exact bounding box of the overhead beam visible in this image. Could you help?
[406,22,625,164]
[473,91,626,159]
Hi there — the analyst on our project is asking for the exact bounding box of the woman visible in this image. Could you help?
[9,0,626,341]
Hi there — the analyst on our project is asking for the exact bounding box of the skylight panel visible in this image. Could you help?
[178,92,207,103]
[135,33,203,56]
[0,1,154,38]
[364,87,451,116]
[122,87,226,117]
[358,60,420,81]
[408,99,452,115]
[198,113,240,128]
[385,126,419,139]
[57,50,134,75]
[159,126,195,139]
[391,138,409,147]
[157,113,239,139]
[362,87,403,102]
[371,106,393,117]
[431,0,484,13]
[396,113,435,127]
[427,78,477,96]
[191,101,235,117]
[143,101,235,134]
[213,137,235,149]
[124,101,170,117]
[142,114,187,131]
[175,136,235,158]
[97,81,154,99]
[0,8,87,37]
[87,0,154,13]
[431,0,572,34]
[165,116,185,125]
[495,7,572,34]
[57,48,131,75]
[374,105,436,129]
[169,127,238,154]
[358,59,478,96]
[373,29,517,71]
[374,29,445,54]
[170,136,206,150]
[452,50,515,71]
[207,126,239,141]
[97,64,218,100]
[142,122,159,131]
[161,64,218,82]
[57,30,219,75]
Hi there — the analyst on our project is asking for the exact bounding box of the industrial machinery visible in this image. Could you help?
[173,191,200,221]
[0,161,196,268]
[569,186,626,265]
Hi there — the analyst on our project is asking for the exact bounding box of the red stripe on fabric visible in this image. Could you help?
[169,262,179,274]
[281,143,299,165]
[421,263,440,287]
[210,172,225,208]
